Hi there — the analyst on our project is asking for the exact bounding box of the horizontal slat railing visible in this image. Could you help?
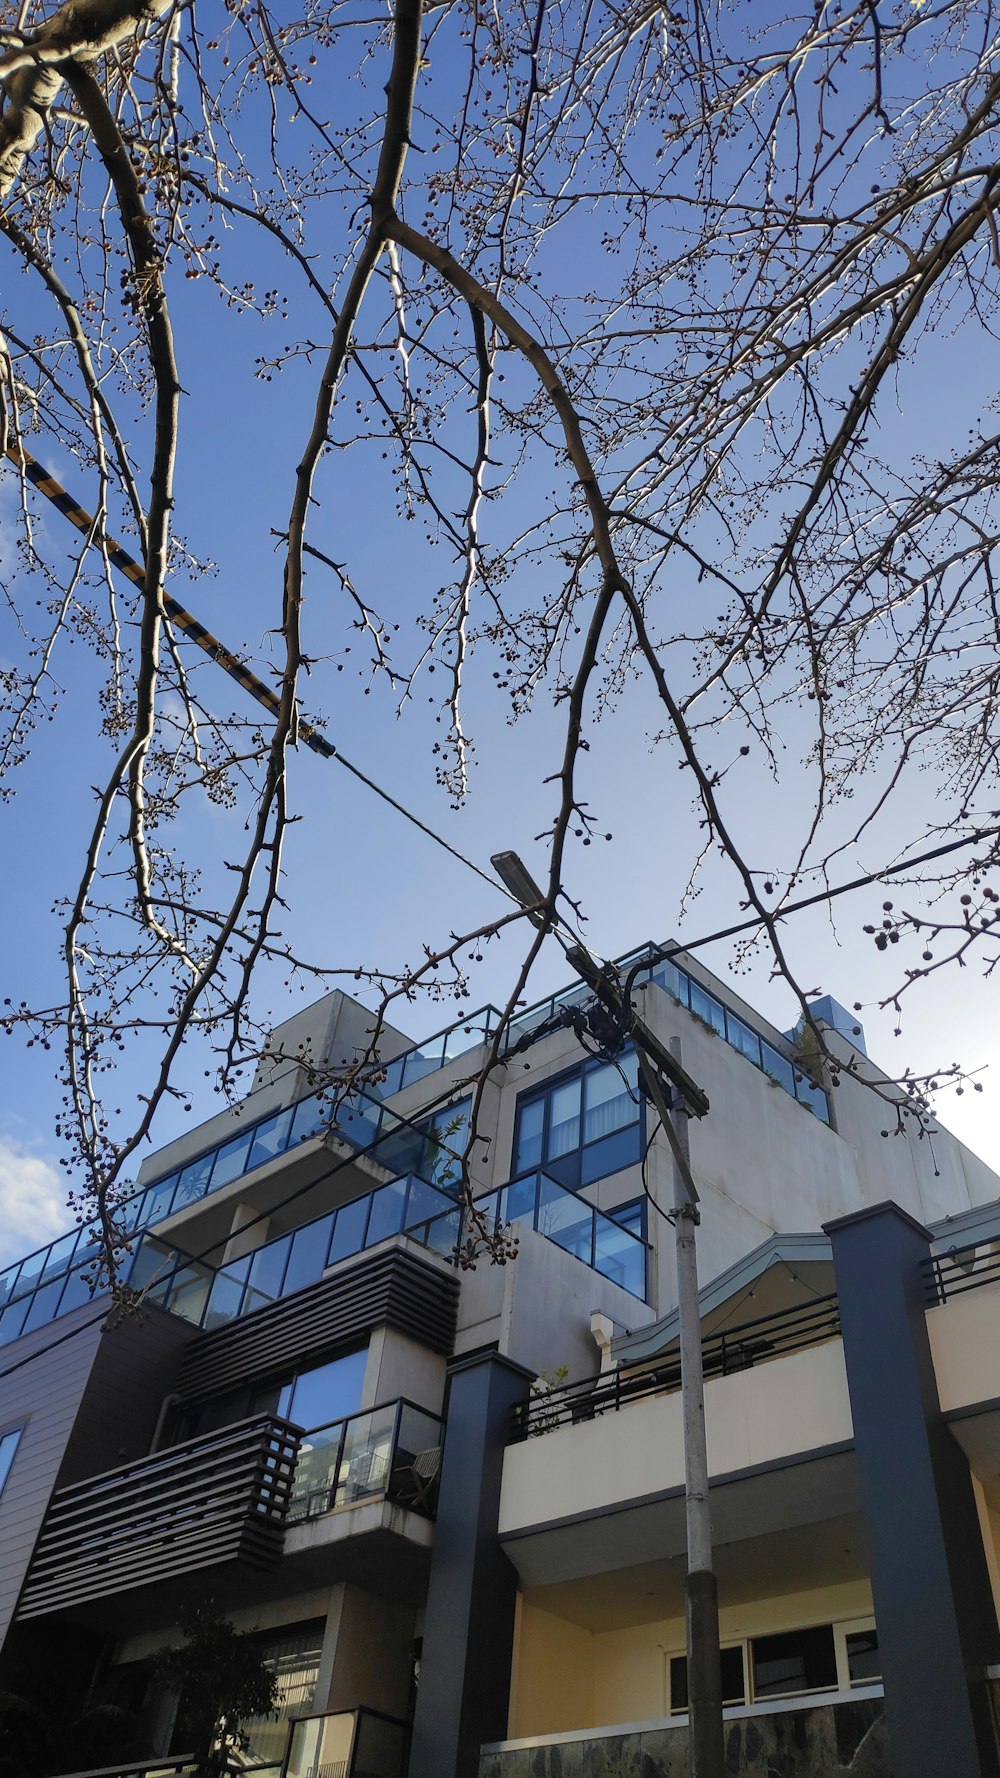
[922,1238,1000,1305]
[17,1415,299,1619]
[510,1293,841,1440]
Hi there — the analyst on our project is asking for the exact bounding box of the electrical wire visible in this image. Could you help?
[11,445,999,944]
[3,444,508,898]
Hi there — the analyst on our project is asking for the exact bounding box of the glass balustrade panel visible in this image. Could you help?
[285,1712,355,1778]
[282,1214,334,1296]
[352,1709,410,1778]
[337,1405,397,1506]
[327,1194,371,1265]
[210,1128,254,1187]
[537,1174,594,1264]
[203,1257,251,1328]
[288,1421,346,1522]
[594,1210,646,1298]
[364,1177,408,1248]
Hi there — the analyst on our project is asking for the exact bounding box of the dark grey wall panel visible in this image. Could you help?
[0,1301,106,1655]
[409,1352,533,1778]
[0,1297,197,1658]
[177,1248,459,1402]
[827,1200,1000,1778]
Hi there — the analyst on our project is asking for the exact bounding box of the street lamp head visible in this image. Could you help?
[490,851,548,928]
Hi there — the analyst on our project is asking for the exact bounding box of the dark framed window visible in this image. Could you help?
[513,1051,642,1190]
[751,1625,837,1700]
[670,1646,746,1713]
[846,1629,880,1686]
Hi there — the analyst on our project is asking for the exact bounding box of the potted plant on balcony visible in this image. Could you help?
[155,1602,280,1776]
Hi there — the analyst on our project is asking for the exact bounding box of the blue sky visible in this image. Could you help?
[1,0,999,1268]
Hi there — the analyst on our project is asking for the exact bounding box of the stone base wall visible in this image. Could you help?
[480,1696,890,1778]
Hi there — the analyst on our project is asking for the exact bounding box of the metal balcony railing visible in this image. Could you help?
[17,1415,299,1619]
[923,1236,1000,1304]
[510,1292,841,1439]
[287,1399,444,1524]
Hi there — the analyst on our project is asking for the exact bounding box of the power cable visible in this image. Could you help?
[11,446,998,943]
[4,443,507,896]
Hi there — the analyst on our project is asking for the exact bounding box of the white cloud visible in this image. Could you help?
[0,1139,71,1271]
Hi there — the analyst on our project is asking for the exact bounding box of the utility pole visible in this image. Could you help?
[489,855,724,1778]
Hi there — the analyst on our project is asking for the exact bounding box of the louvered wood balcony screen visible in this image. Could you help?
[17,1414,299,1619]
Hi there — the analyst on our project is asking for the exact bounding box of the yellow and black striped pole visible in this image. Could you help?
[3,442,336,759]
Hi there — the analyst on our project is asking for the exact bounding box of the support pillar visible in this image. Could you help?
[407,1350,532,1778]
[826,1200,1000,1778]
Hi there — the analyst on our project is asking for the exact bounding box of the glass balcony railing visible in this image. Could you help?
[0,940,818,1348]
[285,1708,410,1778]
[127,1171,465,1332]
[374,1006,501,1096]
[287,1398,444,1523]
[618,944,831,1123]
[0,1170,463,1347]
[0,1090,470,1337]
[468,1169,648,1301]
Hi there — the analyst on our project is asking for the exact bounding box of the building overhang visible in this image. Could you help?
[611,1231,834,1365]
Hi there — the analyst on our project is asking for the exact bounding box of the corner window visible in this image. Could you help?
[513,1052,641,1189]
[0,1425,24,1498]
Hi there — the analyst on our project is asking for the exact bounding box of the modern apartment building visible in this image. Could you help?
[1,942,1000,1778]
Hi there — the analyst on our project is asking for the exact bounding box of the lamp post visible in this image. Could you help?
[490,853,724,1778]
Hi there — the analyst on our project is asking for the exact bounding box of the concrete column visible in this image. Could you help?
[407,1350,533,1778]
[826,1200,1000,1778]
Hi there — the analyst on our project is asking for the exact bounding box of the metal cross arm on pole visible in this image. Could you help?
[564,942,710,1122]
[488,854,710,1118]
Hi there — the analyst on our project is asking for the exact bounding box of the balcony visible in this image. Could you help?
[16,1415,299,1620]
[481,1691,887,1778]
[474,1170,649,1301]
[0,1090,469,1348]
[510,1291,841,1439]
[288,1399,444,1524]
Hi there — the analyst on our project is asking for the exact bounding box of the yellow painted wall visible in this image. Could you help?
[972,1474,1000,1623]
[591,1580,875,1726]
[508,1599,595,1737]
[510,1579,875,1738]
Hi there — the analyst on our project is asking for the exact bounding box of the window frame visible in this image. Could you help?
[512,1051,644,1191]
[665,1616,880,1716]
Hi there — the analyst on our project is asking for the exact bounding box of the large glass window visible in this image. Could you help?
[277,1349,367,1431]
[234,1620,325,1770]
[668,1621,873,1715]
[670,1646,746,1713]
[751,1625,837,1700]
[513,1052,641,1189]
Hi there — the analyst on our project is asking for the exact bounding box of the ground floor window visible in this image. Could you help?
[668,1619,879,1714]
[240,1620,325,1767]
